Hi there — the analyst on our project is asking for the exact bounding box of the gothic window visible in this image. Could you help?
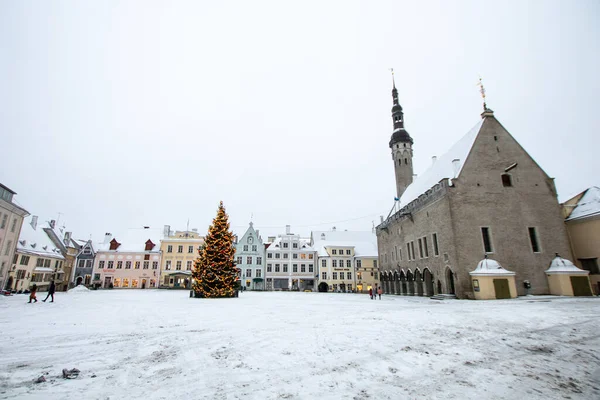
[403,143,406,148]
[502,174,512,187]
[398,159,402,166]
[404,158,408,165]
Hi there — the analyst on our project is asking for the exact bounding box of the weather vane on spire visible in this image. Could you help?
[477,76,487,111]
[390,68,396,88]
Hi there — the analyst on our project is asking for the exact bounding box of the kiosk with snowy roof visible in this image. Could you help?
[469,257,517,300]
[545,255,593,296]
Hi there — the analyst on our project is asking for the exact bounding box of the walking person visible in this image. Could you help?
[368,286,373,300]
[28,284,38,303]
[43,280,55,302]
[378,286,383,300]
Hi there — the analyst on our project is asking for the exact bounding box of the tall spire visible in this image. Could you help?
[391,68,399,106]
[389,68,405,132]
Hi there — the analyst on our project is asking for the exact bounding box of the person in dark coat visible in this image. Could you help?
[368,287,373,300]
[28,284,38,303]
[43,280,55,302]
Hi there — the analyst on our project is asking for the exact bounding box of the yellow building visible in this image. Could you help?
[355,257,379,293]
[159,226,204,289]
[562,187,600,294]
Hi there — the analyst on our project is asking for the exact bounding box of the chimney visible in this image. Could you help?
[332,226,336,232]
[50,219,56,229]
[452,159,461,178]
[255,229,260,238]
[268,236,276,243]
[163,225,170,237]
[233,235,238,244]
[432,156,437,165]
[64,232,72,246]
[285,225,291,235]
[104,233,113,244]
[31,215,38,230]
[380,215,384,223]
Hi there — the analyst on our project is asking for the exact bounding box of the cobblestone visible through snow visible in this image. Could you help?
[0,291,598,400]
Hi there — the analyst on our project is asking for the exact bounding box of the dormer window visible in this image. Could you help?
[109,238,121,251]
[144,240,155,251]
[501,174,512,187]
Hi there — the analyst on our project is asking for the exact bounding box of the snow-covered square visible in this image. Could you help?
[0,290,598,400]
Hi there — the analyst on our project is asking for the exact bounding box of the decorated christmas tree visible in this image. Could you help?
[192,201,240,298]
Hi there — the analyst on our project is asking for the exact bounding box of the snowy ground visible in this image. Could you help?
[0,291,599,400]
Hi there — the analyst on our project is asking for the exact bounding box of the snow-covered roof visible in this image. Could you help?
[267,235,314,252]
[97,228,162,253]
[566,186,600,221]
[311,231,378,257]
[546,256,588,275]
[470,258,515,276]
[17,216,65,259]
[398,119,484,209]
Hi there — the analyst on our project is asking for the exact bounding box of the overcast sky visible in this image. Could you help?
[1,0,598,242]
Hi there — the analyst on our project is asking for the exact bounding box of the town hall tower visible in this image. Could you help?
[389,76,413,199]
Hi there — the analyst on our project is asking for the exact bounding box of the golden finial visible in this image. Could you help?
[477,76,487,110]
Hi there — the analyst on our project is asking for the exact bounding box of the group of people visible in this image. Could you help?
[369,286,382,300]
[28,280,56,303]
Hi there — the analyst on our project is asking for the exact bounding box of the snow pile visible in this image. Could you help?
[67,285,90,293]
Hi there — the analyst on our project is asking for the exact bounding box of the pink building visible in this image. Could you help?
[92,227,162,289]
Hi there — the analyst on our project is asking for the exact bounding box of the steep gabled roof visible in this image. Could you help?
[397,119,484,209]
[17,216,65,259]
[566,186,600,221]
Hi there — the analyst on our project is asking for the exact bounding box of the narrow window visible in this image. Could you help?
[481,227,493,253]
[432,233,439,256]
[407,243,411,260]
[423,237,429,257]
[411,241,416,260]
[418,238,423,258]
[404,158,408,165]
[399,159,402,166]
[502,174,512,187]
[528,227,540,253]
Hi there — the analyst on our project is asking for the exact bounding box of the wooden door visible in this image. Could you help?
[570,276,592,296]
[493,279,511,299]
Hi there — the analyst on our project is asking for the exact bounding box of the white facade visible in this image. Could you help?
[235,222,265,290]
[311,229,379,293]
[7,215,64,292]
[265,227,316,291]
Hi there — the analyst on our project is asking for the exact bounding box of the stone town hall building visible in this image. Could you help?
[376,80,571,299]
